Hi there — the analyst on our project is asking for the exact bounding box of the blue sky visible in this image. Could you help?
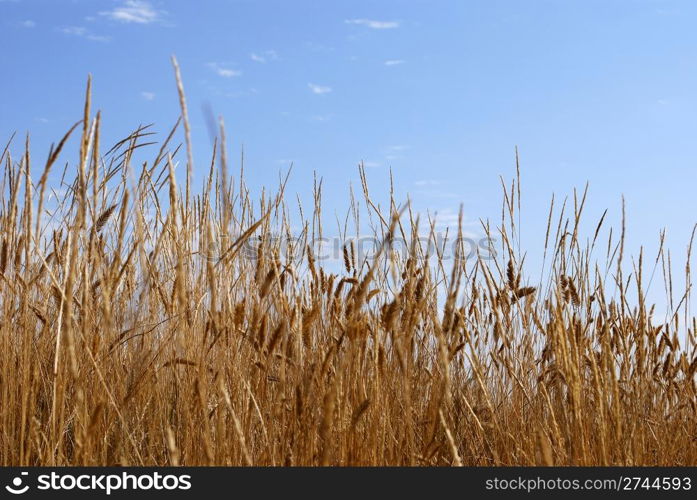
[1,0,696,313]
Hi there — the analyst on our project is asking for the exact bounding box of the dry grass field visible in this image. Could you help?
[1,67,695,466]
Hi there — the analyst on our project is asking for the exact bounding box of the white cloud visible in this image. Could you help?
[100,0,162,24]
[60,26,110,42]
[384,59,405,66]
[208,62,242,78]
[414,180,440,187]
[21,20,36,28]
[62,26,87,36]
[250,50,278,63]
[218,69,241,77]
[412,208,479,235]
[141,91,156,101]
[385,145,409,160]
[363,161,381,168]
[345,19,400,29]
[36,118,49,123]
[435,209,460,227]
[308,83,332,95]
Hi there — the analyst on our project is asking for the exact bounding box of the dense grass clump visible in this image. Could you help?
[0,67,695,466]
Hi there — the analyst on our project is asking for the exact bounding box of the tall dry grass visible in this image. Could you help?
[0,64,695,466]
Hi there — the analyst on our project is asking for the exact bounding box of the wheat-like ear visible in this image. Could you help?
[515,286,536,298]
[0,237,7,274]
[94,204,117,233]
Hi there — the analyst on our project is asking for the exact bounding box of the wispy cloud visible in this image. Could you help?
[435,209,460,228]
[429,208,475,232]
[345,19,400,29]
[207,62,242,78]
[60,26,110,42]
[304,41,335,53]
[36,117,49,124]
[62,26,87,36]
[384,145,409,160]
[414,179,440,187]
[100,0,163,24]
[308,83,332,95]
[20,20,36,28]
[363,161,381,168]
[250,50,278,63]
[384,59,405,66]
[384,145,409,161]
[141,91,156,101]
